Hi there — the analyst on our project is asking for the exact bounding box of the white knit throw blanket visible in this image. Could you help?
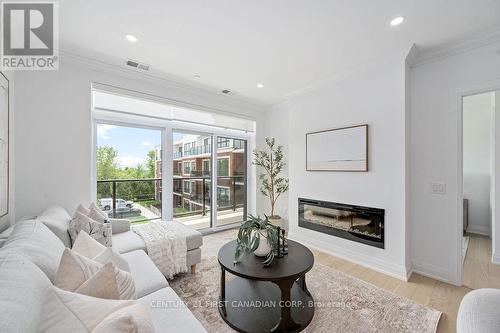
[132,221,188,279]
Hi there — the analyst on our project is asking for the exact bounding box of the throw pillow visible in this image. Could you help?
[72,231,129,271]
[89,202,108,220]
[40,287,154,333]
[55,248,136,300]
[88,206,107,224]
[75,262,120,299]
[92,302,154,333]
[69,212,112,247]
[95,248,130,272]
[72,229,106,258]
[76,204,90,216]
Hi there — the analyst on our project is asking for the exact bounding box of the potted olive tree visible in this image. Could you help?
[253,137,289,229]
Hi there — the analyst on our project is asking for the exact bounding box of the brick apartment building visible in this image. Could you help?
[154,135,246,217]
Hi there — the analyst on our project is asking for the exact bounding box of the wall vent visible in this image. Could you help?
[126,59,150,71]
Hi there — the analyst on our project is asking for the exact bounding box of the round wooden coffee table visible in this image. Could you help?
[217,239,315,333]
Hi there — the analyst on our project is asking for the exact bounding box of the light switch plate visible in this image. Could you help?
[431,182,446,195]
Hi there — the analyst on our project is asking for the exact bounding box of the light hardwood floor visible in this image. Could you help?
[202,230,500,333]
[463,234,500,290]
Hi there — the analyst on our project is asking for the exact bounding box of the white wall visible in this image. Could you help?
[12,57,264,221]
[259,102,290,224]
[410,40,500,284]
[463,92,494,236]
[0,71,14,231]
[267,59,410,279]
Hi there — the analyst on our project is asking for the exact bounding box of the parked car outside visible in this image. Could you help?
[108,206,142,219]
[99,198,133,210]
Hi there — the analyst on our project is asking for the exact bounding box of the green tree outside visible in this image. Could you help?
[96,146,158,203]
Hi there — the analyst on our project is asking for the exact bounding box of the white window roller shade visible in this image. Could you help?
[92,90,255,132]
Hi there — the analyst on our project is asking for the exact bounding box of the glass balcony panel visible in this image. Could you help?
[172,132,212,230]
[96,179,162,225]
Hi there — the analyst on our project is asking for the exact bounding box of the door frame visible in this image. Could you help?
[171,127,251,234]
[457,85,500,286]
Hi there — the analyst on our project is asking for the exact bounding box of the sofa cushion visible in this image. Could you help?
[37,205,72,248]
[138,287,207,333]
[0,252,52,333]
[2,220,65,282]
[113,230,146,254]
[113,221,202,254]
[110,218,131,234]
[122,250,168,298]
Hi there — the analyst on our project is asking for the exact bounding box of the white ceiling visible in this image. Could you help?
[60,0,500,105]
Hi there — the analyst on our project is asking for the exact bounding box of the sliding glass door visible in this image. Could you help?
[172,131,212,230]
[215,136,247,227]
[172,131,247,231]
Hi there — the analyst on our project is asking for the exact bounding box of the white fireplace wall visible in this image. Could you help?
[266,57,410,280]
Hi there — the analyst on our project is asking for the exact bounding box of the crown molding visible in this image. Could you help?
[279,51,408,104]
[411,27,500,67]
[405,44,419,67]
[58,50,267,113]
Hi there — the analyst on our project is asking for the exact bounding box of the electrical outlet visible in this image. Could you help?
[431,182,446,195]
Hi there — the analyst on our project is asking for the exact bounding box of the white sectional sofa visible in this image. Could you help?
[0,207,207,333]
[36,205,203,272]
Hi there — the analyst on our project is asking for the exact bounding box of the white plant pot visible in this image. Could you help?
[253,230,271,257]
[268,216,283,229]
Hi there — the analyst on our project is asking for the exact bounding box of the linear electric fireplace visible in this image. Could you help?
[298,198,384,249]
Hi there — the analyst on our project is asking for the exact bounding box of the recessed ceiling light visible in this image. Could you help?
[390,16,405,26]
[125,34,138,42]
[256,83,264,88]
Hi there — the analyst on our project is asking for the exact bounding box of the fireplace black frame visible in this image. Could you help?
[298,198,385,249]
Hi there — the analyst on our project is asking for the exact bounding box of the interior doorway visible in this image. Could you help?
[461,90,499,289]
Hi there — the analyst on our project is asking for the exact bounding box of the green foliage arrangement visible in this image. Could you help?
[253,138,289,218]
[234,215,280,266]
[96,146,157,202]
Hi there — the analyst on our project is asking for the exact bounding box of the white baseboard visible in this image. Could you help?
[492,252,500,265]
[288,231,409,281]
[411,260,457,285]
[466,225,491,237]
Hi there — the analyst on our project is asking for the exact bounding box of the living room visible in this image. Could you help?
[1,1,500,332]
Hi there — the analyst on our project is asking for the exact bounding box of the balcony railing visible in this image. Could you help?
[97,178,162,224]
[172,176,245,218]
[97,175,245,228]
[173,140,245,159]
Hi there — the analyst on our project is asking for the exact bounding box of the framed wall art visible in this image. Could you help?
[306,124,368,172]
